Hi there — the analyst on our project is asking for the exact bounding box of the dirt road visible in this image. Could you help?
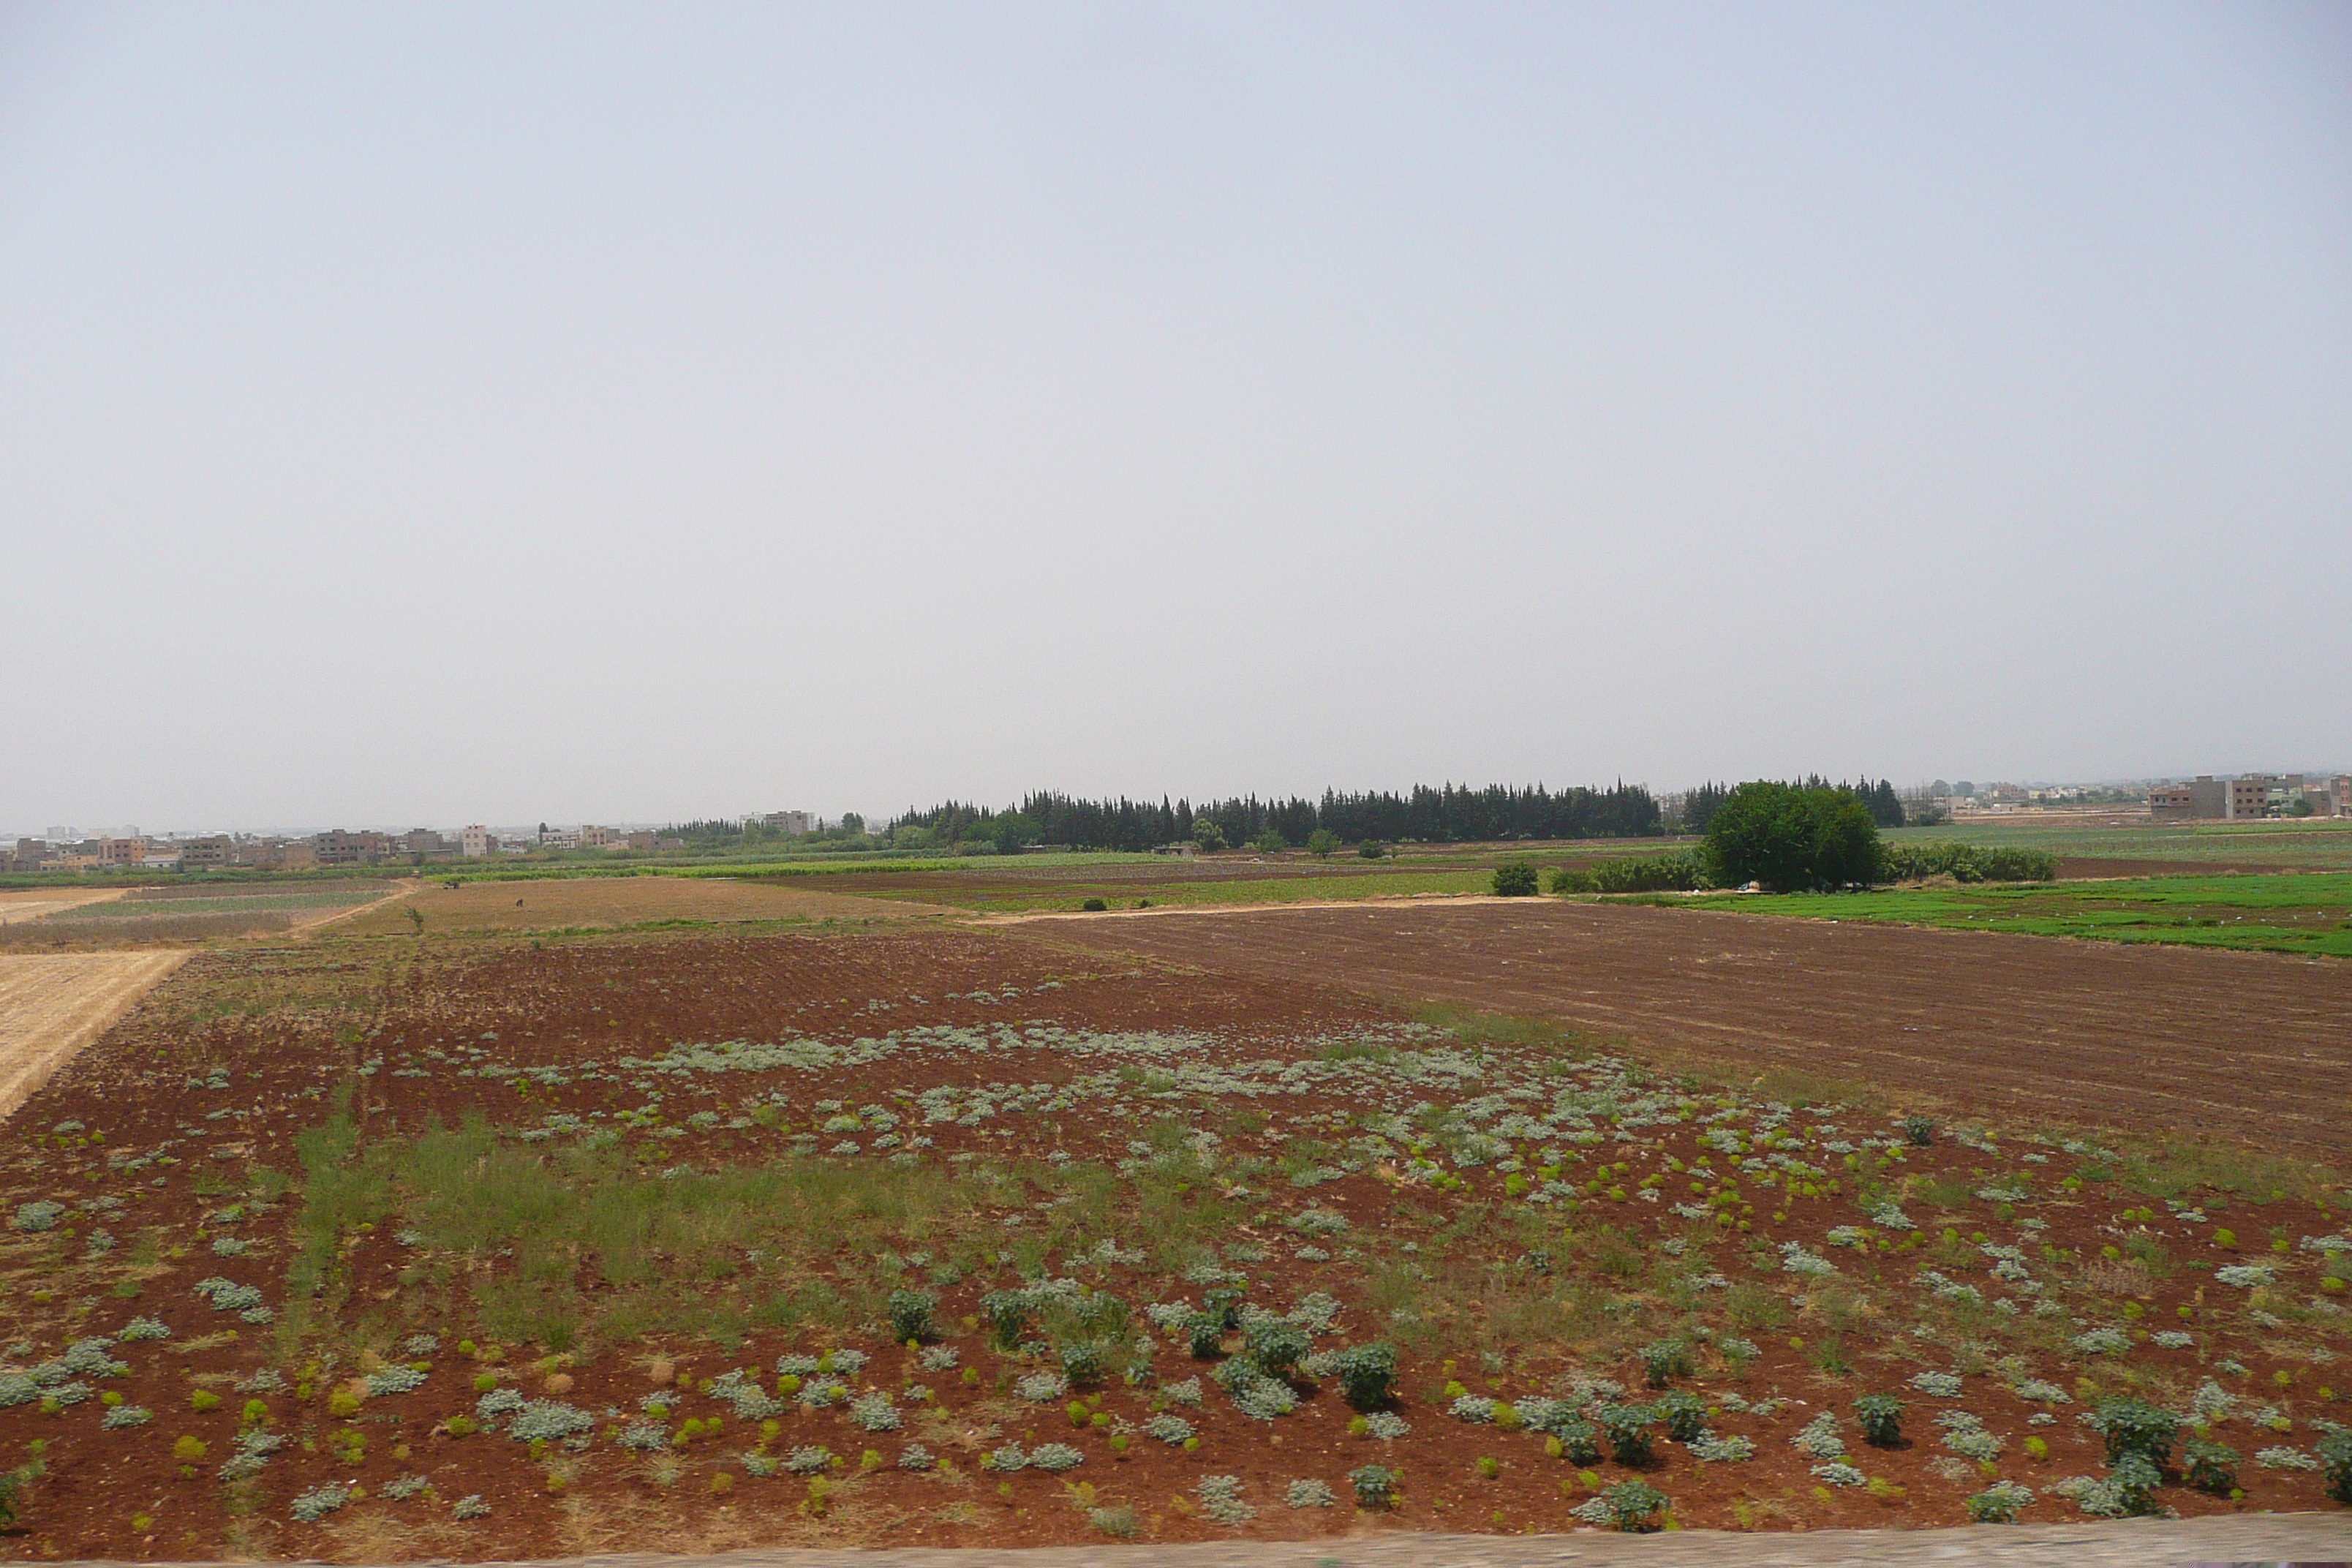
[0,950,189,1120]
[1024,899,2352,1159]
[67,1513,2351,1568]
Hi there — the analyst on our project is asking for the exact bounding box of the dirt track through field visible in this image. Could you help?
[1024,900,2352,1160]
[0,949,188,1120]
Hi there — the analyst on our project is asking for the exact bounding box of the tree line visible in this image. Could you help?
[1678,776,1905,832]
[887,781,1665,853]
[670,773,1909,856]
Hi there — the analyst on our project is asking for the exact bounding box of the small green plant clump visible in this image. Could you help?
[1965,1479,2034,1523]
[1854,1393,1904,1448]
[2093,1398,2179,1469]
[1348,1463,1398,1509]
[1652,1390,1707,1443]
[1330,1343,1398,1411]
[2317,1428,2352,1504]
[0,1460,44,1529]
[886,1289,936,1343]
[1575,1478,1667,1532]
[1639,1338,1694,1388]
[2183,1438,2239,1494]
[1600,1403,1654,1467]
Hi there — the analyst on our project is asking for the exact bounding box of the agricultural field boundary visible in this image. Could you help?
[0,949,188,1120]
[287,878,424,933]
[0,887,129,924]
[51,1513,2352,1567]
[979,893,1523,924]
[1027,898,2352,1159]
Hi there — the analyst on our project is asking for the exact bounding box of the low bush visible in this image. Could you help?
[2318,1429,2352,1504]
[1855,1394,1904,1447]
[1600,1403,1654,1467]
[2092,1398,2179,1469]
[1347,1463,1397,1508]
[1653,1390,1706,1443]
[1492,862,1539,897]
[2183,1437,2239,1493]
[1966,1479,2033,1523]
[1638,1338,1694,1388]
[1594,1479,1668,1532]
[1330,1343,1398,1411]
[980,1291,1032,1351]
[1242,1319,1309,1377]
[886,1289,936,1344]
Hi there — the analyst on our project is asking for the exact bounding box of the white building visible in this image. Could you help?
[461,824,498,857]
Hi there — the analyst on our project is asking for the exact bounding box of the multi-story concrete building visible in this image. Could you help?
[2149,773,2345,820]
[580,825,618,849]
[314,830,391,866]
[96,837,147,865]
[461,825,498,857]
[178,835,233,869]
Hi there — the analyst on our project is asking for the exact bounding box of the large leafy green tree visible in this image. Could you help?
[1701,783,1882,892]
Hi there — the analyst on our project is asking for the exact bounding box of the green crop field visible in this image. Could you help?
[895,867,1499,913]
[1637,871,2352,958]
[1882,818,2352,869]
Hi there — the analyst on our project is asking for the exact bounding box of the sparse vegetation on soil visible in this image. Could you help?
[0,917,2345,1561]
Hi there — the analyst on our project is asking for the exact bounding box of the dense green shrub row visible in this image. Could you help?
[1548,853,1705,894]
[1880,841,2059,883]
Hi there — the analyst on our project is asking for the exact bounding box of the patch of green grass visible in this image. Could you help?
[1637,872,2352,958]
[1880,819,2352,870]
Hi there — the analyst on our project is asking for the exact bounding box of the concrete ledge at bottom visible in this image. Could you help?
[53,1512,2352,1568]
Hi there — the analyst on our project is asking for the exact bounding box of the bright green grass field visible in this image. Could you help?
[1664,871,2352,957]
[1881,817,2352,868]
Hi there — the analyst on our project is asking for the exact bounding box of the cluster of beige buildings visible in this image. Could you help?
[4,822,685,874]
[2148,774,2350,821]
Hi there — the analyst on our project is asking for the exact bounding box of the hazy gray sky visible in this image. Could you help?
[4,2,2348,833]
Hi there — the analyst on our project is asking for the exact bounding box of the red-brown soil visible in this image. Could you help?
[1,927,2345,1561]
[1019,901,2352,1161]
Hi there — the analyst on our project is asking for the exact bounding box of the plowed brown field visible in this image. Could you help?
[1019,900,2352,1160]
[336,875,946,935]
